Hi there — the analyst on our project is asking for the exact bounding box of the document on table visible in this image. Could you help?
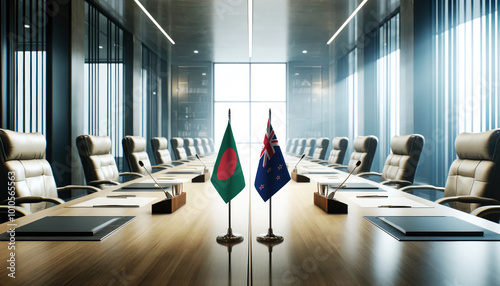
[141,178,189,184]
[69,197,157,208]
[347,195,432,208]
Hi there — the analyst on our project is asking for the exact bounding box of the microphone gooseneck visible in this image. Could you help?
[139,160,173,199]
[195,154,208,171]
[327,160,361,199]
[293,154,306,173]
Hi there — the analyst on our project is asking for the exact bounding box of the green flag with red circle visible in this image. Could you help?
[211,121,246,203]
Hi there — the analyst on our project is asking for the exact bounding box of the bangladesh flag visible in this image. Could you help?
[211,121,246,203]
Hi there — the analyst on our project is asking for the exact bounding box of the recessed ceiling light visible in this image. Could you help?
[24,24,30,29]
[134,0,175,45]
[327,0,369,45]
[202,73,207,76]
[294,73,300,76]
[194,50,199,54]
[98,45,103,49]
[302,50,308,54]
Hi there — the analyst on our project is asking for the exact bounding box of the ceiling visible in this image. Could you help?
[93,0,400,64]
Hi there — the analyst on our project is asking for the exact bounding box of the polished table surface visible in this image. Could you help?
[1,156,500,285]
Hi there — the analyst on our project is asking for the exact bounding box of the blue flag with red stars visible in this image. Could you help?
[254,119,291,202]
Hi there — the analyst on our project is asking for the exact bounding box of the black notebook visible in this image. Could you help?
[330,182,379,189]
[121,182,174,189]
[378,216,484,236]
[15,216,120,237]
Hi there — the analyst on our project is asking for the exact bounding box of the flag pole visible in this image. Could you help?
[217,108,244,244]
[257,109,284,244]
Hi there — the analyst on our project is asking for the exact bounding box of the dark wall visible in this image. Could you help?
[412,0,435,185]
[46,0,72,186]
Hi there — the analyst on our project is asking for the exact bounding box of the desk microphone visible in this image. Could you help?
[327,160,361,199]
[293,154,306,173]
[139,160,173,199]
[195,154,208,172]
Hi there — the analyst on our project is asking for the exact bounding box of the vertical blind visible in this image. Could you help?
[377,13,400,167]
[7,0,46,133]
[84,1,125,166]
[336,48,358,154]
[142,45,167,156]
[434,0,499,184]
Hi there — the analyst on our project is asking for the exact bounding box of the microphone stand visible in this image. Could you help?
[139,160,172,198]
[313,161,361,214]
[327,161,361,199]
[291,154,309,182]
[140,160,187,214]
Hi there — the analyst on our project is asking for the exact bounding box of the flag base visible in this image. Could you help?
[257,228,284,244]
[216,228,244,244]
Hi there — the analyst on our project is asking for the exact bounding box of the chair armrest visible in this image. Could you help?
[88,179,120,188]
[0,205,29,217]
[57,185,101,193]
[3,196,65,205]
[357,172,382,178]
[399,185,445,193]
[158,163,175,168]
[331,165,347,169]
[171,161,185,165]
[436,196,500,206]
[152,165,170,171]
[380,179,413,188]
[471,205,500,218]
[119,172,144,178]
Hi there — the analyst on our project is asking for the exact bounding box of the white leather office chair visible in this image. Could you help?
[401,129,500,221]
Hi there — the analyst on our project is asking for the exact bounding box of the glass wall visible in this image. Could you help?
[5,0,47,133]
[434,0,499,185]
[213,63,287,168]
[376,13,400,168]
[336,49,358,154]
[142,45,168,160]
[84,1,125,168]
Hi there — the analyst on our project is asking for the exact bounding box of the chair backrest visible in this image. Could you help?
[184,138,197,157]
[303,138,316,157]
[194,138,205,156]
[286,139,292,153]
[328,137,348,165]
[295,138,306,156]
[381,134,425,184]
[201,138,211,155]
[0,129,58,214]
[312,138,330,160]
[170,137,188,160]
[76,135,120,184]
[444,129,500,213]
[151,137,173,165]
[208,138,215,153]
[347,136,378,174]
[289,138,298,155]
[122,136,152,175]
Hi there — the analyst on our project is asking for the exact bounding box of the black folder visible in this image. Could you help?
[330,182,379,189]
[121,182,173,189]
[15,216,118,236]
[378,216,484,236]
[0,216,135,241]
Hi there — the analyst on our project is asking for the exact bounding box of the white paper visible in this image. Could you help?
[69,197,157,208]
[346,195,432,208]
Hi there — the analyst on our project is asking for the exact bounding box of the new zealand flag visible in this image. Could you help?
[254,119,291,202]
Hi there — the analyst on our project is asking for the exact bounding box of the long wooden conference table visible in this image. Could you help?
[1,155,500,285]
